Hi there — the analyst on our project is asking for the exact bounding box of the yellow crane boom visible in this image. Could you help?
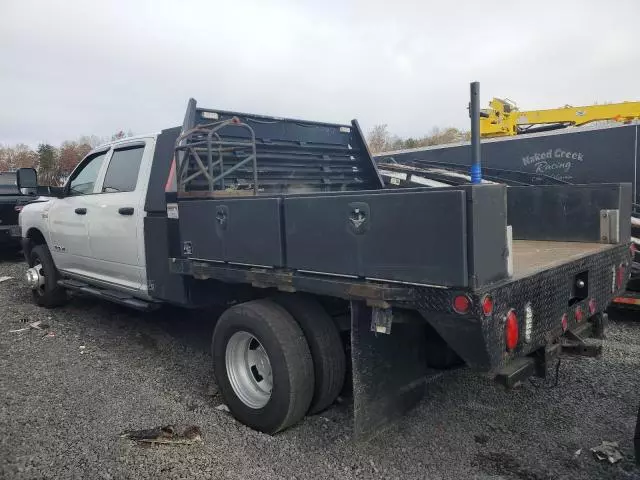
[480,97,640,137]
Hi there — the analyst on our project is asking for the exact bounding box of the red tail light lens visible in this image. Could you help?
[453,295,471,314]
[14,205,23,212]
[482,296,493,316]
[561,313,568,332]
[575,306,584,322]
[505,310,518,351]
[631,243,637,255]
[616,264,626,290]
[588,298,597,315]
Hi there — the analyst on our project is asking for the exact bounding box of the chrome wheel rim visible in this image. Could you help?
[225,331,273,409]
[26,263,46,295]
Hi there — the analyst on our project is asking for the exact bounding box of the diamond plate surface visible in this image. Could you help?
[406,244,631,370]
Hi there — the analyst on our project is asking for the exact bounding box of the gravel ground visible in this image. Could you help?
[1,253,640,480]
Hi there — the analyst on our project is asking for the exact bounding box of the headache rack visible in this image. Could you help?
[173,98,383,196]
[175,116,259,195]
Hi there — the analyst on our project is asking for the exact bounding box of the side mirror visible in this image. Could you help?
[16,168,38,194]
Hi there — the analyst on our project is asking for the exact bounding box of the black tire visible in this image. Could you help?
[28,244,67,308]
[273,294,346,414]
[212,299,314,434]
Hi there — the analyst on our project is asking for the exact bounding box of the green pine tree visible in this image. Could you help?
[37,143,58,185]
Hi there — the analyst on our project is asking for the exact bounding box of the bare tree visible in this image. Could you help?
[111,130,134,141]
[0,144,38,171]
[367,124,392,154]
[420,127,470,147]
[367,124,470,154]
[77,135,103,148]
[59,141,91,178]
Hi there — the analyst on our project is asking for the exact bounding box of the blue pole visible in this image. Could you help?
[470,82,482,184]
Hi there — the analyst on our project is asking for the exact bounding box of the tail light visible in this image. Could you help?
[14,205,23,212]
[453,295,471,314]
[616,264,626,290]
[482,296,493,316]
[505,310,519,351]
[561,313,568,332]
[631,243,637,256]
[588,298,597,315]
[575,306,584,322]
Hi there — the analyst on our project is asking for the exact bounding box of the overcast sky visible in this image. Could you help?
[1,0,639,147]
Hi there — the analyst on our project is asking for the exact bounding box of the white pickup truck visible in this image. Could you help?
[20,137,159,303]
[16,98,633,437]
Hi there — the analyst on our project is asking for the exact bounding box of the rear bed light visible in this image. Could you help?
[482,296,493,316]
[523,303,533,343]
[575,306,584,323]
[561,314,568,332]
[588,298,597,315]
[505,310,518,351]
[453,295,471,314]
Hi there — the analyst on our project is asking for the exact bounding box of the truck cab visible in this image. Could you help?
[20,136,158,296]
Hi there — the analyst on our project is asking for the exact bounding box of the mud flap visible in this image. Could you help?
[350,301,428,439]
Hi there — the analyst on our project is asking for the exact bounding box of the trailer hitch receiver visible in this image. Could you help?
[494,313,607,388]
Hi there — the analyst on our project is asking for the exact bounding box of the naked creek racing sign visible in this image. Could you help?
[504,125,637,186]
[521,148,585,181]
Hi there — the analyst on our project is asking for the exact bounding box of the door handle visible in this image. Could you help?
[74,208,87,215]
[118,207,134,216]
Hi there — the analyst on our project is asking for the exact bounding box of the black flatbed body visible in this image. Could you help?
[139,99,633,437]
[153,101,632,341]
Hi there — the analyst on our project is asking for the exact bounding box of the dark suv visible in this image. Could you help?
[0,170,37,249]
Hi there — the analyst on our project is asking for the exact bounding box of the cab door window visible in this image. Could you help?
[101,145,145,193]
[68,151,108,195]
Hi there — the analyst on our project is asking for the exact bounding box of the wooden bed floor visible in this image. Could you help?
[512,240,614,278]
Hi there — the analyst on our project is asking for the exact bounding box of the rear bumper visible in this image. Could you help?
[486,243,630,370]
[419,243,632,372]
[494,314,607,388]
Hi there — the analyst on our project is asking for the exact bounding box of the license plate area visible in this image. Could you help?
[569,270,588,306]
